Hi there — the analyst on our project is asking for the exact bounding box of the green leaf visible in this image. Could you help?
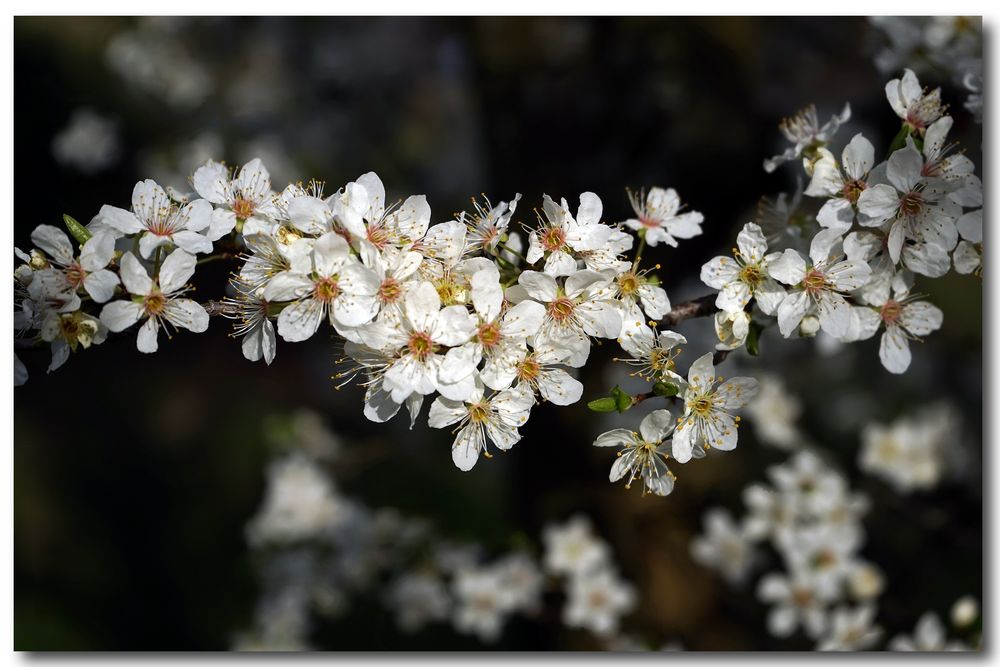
[652,382,679,398]
[63,214,92,244]
[587,397,617,413]
[746,320,762,356]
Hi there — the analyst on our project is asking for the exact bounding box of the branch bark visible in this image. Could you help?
[660,293,717,326]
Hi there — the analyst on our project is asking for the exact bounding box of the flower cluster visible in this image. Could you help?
[13,66,979,502]
[593,353,758,497]
[693,449,885,650]
[703,68,982,375]
[236,416,649,650]
[858,402,959,493]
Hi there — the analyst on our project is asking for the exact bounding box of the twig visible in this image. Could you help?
[660,293,717,326]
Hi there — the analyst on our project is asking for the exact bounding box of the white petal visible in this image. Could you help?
[30,225,75,265]
[164,298,209,333]
[99,300,143,332]
[119,252,153,296]
[767,249,807,285]
[136,317,160,353]
[639,409,674,443]
[879,326,911,374]
[83,269,119,303]
[98,204,144,234]
[131,179,171,225]
[537,368,583,406]
[432,306,476,347]
[192,160,230,204]
[79,232,115,271]
[158,249,197,294]
[277,298,324,342]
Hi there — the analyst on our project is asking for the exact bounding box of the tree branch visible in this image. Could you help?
[660,293,717,326]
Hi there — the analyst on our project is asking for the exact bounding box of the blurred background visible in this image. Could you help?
[14,16,982,650]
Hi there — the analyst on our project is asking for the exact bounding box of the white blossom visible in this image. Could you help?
[99,250,208,353]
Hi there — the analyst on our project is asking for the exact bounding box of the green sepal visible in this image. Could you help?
[887,123,911,156]
[652,381,679,398]
[63,214,92,244]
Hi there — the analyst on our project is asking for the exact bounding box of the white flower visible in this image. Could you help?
[482,343,583,406]
[27,225,120,303]
[714,309,751,351]
[768,229,872,339]
[461,193,521,252]
[439,264,544,398]
[617,325,686,385]
[777,523,860,598]
[804,134,876,229]
[494,552,544,614]
[525,192,612,276]
[858,404,955,492]
[741,483,794,542]
[763,103,851,173]
[890,612,968,651]
[390,572,451,633]
[690,508,755,584]
[767,450,849,517]
[367,281,476,403]
[624,187,703,247]
[99,179,214,258]
[99,250,209,353]
[51,108,120,174]
[745,375,803,450]
[853,272,944,374]
[517,269,621,367]
[562,567,636,637]
[222,280,277,365]
[428,382,534,471]
[920,116,975,185]
[607,266,671,321]
[264,232,380,342]
[452,567,508,642]
[356,242,424,326]
[192,158,278,239]
[757,570,834,639]
[542,515,610,577]
[953,209,982,275]
[885,68,945,133]
[856,142,960,276]
[593,409,677,496]
[701,222,786,315]
[816,605,882,651]
[39,309,108,373]
[672,353,758,463]
[246,453,348,545]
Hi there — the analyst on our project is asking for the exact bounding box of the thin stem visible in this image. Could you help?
[153,246,163,279]
[196,253,234,266]
[632,234,647,271]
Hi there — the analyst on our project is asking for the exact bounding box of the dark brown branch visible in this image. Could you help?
[660,293,717,326]
[203,300,238,317]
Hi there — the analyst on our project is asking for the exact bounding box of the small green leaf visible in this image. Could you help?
[746,320,762,356]
[63,214,92,244]
[652,382,679,398]
[587,397,617,413]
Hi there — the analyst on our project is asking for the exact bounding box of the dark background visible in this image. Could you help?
[14,16,983,650]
